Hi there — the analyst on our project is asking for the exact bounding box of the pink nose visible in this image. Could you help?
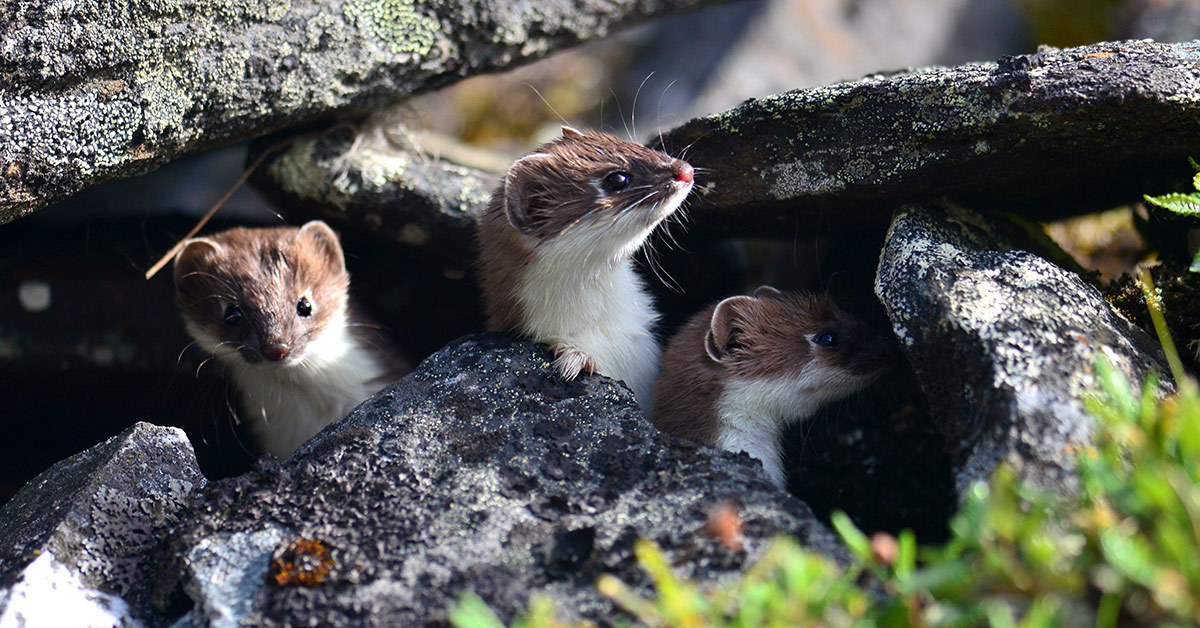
[263,344,290,362]
[675,162,694,183]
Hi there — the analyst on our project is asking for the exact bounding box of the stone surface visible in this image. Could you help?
[874,203,1172,495]
[0,422,206,624]
[655,39,1200,237]
[156,334,842,626]
[254,115,495,265]
[0,0,714,223]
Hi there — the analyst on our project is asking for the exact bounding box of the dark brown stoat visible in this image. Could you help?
[476,126,695,411]
[173,221,407,458]
[651,286,893,486]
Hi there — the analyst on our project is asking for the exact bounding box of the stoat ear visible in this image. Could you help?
[172,238,223,285]
[503,152,553,234]
[753,285,783,300]
[704,295,754,363]
[561,125,585,139]
[297,220,346,274]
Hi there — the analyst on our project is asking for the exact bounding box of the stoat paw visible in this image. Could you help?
[551,343,598,380]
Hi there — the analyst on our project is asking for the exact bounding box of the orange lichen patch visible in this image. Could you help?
[703,502,744,552]
[1083,52,1115,59]
[269,538,335,587]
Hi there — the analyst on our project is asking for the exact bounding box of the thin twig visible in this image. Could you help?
[145,126,348,280]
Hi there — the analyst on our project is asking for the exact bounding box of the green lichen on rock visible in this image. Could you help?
[342,0,439,57]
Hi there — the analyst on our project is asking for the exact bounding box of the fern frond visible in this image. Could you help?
[1143,193,1200,216]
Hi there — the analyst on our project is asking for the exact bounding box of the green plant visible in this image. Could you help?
[1144,157,1200,271]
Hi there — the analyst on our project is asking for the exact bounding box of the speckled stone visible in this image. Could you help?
[255,122,495,265]
[155,334,841,626]
[874,203,1171,495]
[0,0,711,223]
[655,39,1200,236]
[0,422,206,624]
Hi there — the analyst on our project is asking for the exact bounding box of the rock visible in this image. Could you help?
[655,40,1200,237]
[252,114,496,265]
[0,422,206,625]
[158,334,842,625]
[0,0,714,223]
[874,203,1171,495]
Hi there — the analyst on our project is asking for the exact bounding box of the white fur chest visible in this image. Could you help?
[713,374,828,487]
[221,324,388,458]
[516,247,662,411]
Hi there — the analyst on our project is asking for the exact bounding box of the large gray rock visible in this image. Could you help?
[874,203,1171,495]
[254,117,495,266]
[0,0,713,223]
[656,39,1200,237]
[0,422,206,625]
[157,334,842,626]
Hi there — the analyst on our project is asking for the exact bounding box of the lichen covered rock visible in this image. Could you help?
[657,40,1200,236]
[158,334,841,625]
[0,422,206,624]
[0,0,712,223]
[874,203,1171,495]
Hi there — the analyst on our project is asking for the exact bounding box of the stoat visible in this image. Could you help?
[476,126,695,411]
[173,220,407,458]
[651,286,892,486]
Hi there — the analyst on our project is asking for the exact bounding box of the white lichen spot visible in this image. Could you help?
[17,281,51,312]
[343,0,439,57]
[973,140,989,154]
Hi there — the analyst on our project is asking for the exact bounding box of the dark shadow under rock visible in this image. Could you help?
[1107,261,1200,378]
[875,202,1171,497]
[0,423,206,625]
[156,334,842,626]
[785,362,956,543]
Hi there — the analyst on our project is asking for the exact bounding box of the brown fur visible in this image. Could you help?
[477,128,692,332]
[652,287,893,444]
[173,222,406,378]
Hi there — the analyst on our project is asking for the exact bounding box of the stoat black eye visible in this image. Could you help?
[222,304,243,327]
[296,296,312,318]
[601,171,630,193]
[814,331,838,348]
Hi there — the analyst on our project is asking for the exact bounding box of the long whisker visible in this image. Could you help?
[631,72,654,141]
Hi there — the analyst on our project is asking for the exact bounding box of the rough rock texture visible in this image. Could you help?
[655,39,1200,237]
[157,334,841,626]
[0,0,714,223]
[0,422,206,624]
[875,203,1171,495]
[254,118,495,265]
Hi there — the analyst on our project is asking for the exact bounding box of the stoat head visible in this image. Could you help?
[498,126,694,255]
[704,286,894,404]
[172,220,350,369]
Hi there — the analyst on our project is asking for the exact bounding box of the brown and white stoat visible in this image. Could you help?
[651,286,893,486]
[172,220,408,458]
[476,126,695,412]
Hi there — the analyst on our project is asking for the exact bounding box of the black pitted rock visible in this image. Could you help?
[0,0,713,223]
[0,422,206,624]
[159,334,841,626]
[655,40,1200,236]
[875,203,1171,496]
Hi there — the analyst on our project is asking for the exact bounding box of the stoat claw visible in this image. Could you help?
[551,343,598,380]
